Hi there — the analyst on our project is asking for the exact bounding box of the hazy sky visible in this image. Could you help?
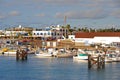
[0,0,120,29]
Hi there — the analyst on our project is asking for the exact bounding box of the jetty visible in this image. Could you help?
[88,54,105,69]
[16,49,27,61]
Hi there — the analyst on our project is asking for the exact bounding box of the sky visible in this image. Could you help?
[0,0,120,29]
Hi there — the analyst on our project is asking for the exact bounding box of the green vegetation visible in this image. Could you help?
[64,24,120,35]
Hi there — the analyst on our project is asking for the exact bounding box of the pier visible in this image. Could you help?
[16,49,27,61]
[88,54,105,69]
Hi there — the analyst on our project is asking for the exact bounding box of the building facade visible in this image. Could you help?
[32,25,68,40]
[75,32,120,46]
[3,25,33,37]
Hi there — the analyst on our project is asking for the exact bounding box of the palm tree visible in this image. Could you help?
[65,24,71,30]
[73,27,76,31]
[65,24,71,35]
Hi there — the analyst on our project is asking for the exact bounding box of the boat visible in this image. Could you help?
[104,54,113,63]
[112,54,120,62]
[56,53,73,58]
[3,51,17,56]
[35,51,53,57]
[35,53,52,57]
[73,53,88,60]
[73,49,88,60]
[105,53,120,62]
[35,48,54,57]
[55,48,75,58]
[1,46,17,56]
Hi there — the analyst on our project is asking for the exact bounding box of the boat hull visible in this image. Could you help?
[56,54,73,58]
[73,56,88,60]
[35,53,52,57]
[2,51,16,56]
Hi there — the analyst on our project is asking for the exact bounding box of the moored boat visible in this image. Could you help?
[55,48,76,58]
[73,49,88,60]
[56,53,73,58]
[1,46,17,56]
[35,53,52,57]
[73,53,88,60]
[105,53,120,62]
[35,48,54,58]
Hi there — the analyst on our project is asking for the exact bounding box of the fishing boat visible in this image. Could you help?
[35,48,54,57]
[73,49,88,60]
[56,53,73,58]
[105,54,113,63]
[105,53,120,62]
[35,51,53,57]
[55,48,75,58]
[1,46,17,56]
[3,50,17,56]
[35,53,52,57]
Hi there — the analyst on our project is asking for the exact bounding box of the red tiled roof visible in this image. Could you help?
[75,32,120,38]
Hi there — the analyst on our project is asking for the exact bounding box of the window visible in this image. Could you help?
[44,33,46,35]
[40,33,43,35]
[54,32,56,35]
[60,29,62,32]
[51,33,54,35]
[48,32,50,35]
[37,33,39,35]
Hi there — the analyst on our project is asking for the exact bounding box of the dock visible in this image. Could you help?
[88,54,105,69]
[16,49,27,61]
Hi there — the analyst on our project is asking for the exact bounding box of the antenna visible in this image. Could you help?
[64,16,67,39]
[64,16,67,26]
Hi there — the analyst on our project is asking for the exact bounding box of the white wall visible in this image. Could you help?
[75,38,93,43]
[32,31,52,37]
[75,37,120,45]
[5,31,26,36]
[93,37,120,44]
[68,35,75,40]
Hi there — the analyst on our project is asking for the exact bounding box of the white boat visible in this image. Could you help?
[35,53,52,57]
[73,49,88,60]
[56,53,73,58]
[55,49,75,58]
[105,55,113,63]
[1,46,17,56]
[35,48,53,57]
[73,54,88,60]
[3,51,16,56]
[106,53,120,62]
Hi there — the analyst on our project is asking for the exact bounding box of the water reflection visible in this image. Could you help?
[0,56,120,80]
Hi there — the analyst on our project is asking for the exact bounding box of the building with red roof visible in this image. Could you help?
[75,32,120,38]
[75,32,120,45]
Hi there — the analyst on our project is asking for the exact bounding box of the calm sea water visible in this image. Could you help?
[0,55,120,80]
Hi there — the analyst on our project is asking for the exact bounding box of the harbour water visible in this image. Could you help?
[0,55,120,80]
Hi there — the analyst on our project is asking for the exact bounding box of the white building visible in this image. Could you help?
[32,25,68,40]
[4,25,33,37]
[75,32,120,46]
[68,35,75,40]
